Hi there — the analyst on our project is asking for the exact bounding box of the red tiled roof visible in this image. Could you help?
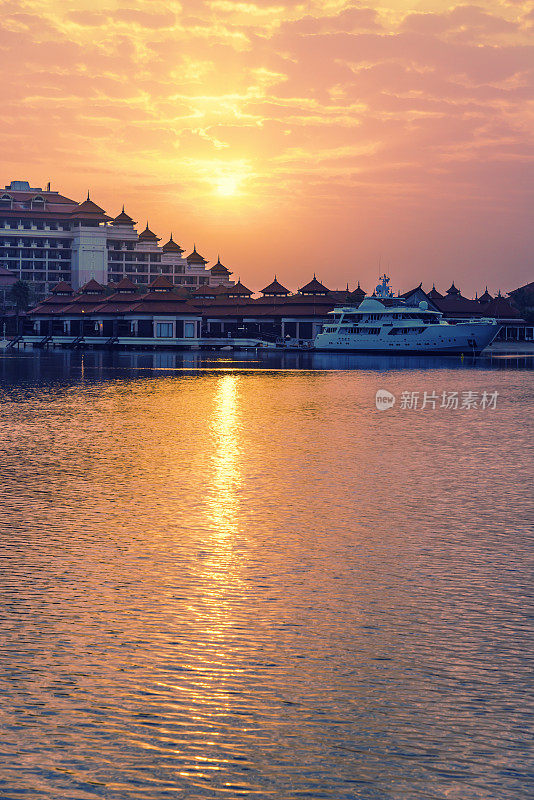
[112,207,136,225]
[299,276,329,294]
[80,279,106,293]
[129,300,199,314]
[56,300,107,315]
[70,194,111,221]
[202,303,332,319]
[483,295,521,319]
[148,275,174,290]
[349,282,366,299]
[162,234,183,254]
[187,246,208,265]
[400,284,423,299]
[138,223,160,242]
[224,280,253,296]
[0,189,79,215]
[51,281,73,294]
[433,296,485,317]
[210,257,230,275]
[261,277,290,295]
[114,277,137,292]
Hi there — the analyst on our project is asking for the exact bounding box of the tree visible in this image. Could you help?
[9,280,30,334]
[10,280,30,312]
[509,287,534,323]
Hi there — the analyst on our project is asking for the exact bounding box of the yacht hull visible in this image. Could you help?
[314,322,500,355]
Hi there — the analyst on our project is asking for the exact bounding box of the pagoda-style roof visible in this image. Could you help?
[70,192,111,222]
[350,282,366,299]
[479,287,492,303]
[112,206,136,226]
[148,275,174,291]
[261,277,290,296]
[211,257,231,276]
[138,223,160,243]
[427,284,443,300]
[446,282,460,296]
[162,234,183,254]
[114,277,137,292]
[299,275,329,295]
[51,281,73,295]
[187,246,208,265]
[80,279,105,294]
[225,280,253,297]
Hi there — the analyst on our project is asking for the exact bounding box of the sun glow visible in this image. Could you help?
[216,175,240,196]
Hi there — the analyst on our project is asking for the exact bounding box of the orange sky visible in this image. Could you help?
[1,1,533,294]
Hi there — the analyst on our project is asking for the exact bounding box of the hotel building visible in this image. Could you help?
[0,180,232,297]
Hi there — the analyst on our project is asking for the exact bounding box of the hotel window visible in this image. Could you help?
[184,321,195,338]
[156,322,173,338]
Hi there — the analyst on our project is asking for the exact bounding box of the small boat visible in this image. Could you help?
[314,275,499,355]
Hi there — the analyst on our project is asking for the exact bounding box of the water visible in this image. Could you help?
[0,350,533,800]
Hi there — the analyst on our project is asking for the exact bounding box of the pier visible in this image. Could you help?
[5,334,276,352]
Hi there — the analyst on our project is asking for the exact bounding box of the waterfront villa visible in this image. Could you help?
[20,275,532,347]
[29,277,202,344]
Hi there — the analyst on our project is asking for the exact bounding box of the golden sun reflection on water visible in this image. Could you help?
[206,374,242,539]
[177,374,250,763]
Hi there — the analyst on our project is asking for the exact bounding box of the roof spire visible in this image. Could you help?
[87,190,90,201]
[122,204,125,213]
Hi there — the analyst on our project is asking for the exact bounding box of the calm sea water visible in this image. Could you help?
[0,350,533,800]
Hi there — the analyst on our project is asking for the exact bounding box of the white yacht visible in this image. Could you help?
[314,276,500,355]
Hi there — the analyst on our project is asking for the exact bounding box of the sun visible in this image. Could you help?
[216,175,239,196]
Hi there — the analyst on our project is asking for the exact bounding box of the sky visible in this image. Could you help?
[1,0,533,294]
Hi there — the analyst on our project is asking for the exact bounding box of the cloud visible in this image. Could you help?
[1,0,533,291]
